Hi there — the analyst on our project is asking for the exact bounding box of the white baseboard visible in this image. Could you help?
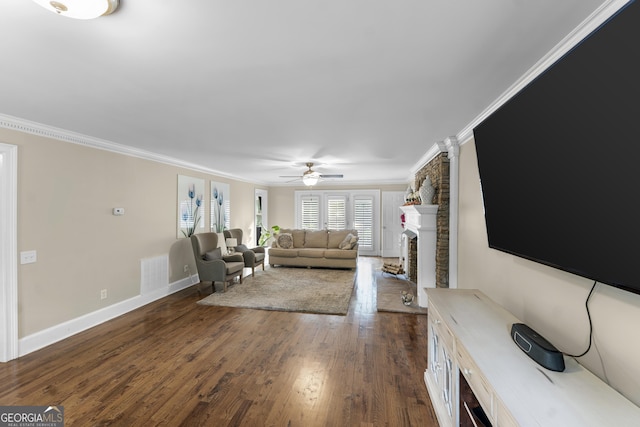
[18,276,195,357]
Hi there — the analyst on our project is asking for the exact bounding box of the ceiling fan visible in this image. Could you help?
[280,162,344,186]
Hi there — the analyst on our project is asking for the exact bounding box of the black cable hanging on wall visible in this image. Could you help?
[564,281,598,358]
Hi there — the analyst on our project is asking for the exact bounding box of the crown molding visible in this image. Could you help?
[409,141,447,180]
[0,113,263,185]
[0,114,408,187]
[455,0,631,145]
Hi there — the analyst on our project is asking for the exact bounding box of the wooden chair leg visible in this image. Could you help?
[251,266,255,277]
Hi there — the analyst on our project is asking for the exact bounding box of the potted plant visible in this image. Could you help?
[258,225,280,246]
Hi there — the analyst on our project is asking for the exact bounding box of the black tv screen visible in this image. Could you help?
[473,1,640,295]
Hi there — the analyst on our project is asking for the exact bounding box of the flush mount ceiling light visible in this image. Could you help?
[32,0,119,19]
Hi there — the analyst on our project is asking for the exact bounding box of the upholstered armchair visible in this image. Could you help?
[190,232,244,292]
[223,228,266,277]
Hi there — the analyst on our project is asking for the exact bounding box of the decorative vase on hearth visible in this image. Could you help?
[419,177,435,205]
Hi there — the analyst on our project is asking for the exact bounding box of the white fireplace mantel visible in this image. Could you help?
[400,204,438,307]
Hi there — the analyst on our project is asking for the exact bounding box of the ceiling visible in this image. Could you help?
[1,0,610,186]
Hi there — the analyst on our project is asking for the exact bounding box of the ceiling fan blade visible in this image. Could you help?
[319,174,343,178]
[279,175,303,178]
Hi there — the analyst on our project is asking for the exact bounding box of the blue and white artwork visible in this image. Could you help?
[210,181,230,232]
[178,175,205,238]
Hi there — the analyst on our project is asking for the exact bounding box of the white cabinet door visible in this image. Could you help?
[426,311,456,427]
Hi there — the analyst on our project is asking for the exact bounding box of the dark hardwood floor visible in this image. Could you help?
[0,257,438,426]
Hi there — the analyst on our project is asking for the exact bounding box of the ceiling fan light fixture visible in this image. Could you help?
[301,162,320,186]
[302,172,320,186]
[32,0,119,19]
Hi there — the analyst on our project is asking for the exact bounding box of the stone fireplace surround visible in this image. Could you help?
[414,152,450,288]
[401,136,460,305]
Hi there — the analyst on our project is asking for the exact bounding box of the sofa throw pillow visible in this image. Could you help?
[328,230,351,248]
[339,233,356,250]
[276,233,294,249]
[338,233,353,249]
[204,248,222,260]
[235,244,249,253]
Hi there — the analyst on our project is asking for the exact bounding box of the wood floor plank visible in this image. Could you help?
[0,257,438,426]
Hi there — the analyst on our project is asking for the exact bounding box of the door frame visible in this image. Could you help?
[255,189,268,246]
[0,142,18,362]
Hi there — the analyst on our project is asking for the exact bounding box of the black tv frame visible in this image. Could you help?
[473,0,640,295]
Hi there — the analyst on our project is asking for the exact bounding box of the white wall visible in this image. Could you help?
[457,138,640,406]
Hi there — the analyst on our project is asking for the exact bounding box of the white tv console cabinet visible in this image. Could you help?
[425,289,640,426]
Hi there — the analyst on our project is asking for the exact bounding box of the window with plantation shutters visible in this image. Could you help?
[326,196,347,230]
[353,196,374,250]
[295,190,379,255]
[300,195,320,230]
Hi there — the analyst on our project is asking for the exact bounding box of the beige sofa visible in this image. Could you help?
[268,229,359,269]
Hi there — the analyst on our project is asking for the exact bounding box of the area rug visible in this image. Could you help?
[376,271,427,314]
[197,267,356,315]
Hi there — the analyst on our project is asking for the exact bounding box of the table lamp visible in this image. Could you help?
[225,238,238,254]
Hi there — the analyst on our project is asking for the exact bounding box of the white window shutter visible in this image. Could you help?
[326,196,347,229]
[354,196,374,250]
[301,195,320,230]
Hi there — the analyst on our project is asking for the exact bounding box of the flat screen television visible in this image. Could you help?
[473,0,640,295]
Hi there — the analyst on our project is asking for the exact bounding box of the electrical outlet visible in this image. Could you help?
[184,264,189,273]
[20,250,37,264]
[100,289,107,300]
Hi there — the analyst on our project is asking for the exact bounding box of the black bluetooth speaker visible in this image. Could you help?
[511,323,565,372]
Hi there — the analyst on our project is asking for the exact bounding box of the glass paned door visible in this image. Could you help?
[353,196,374,251]
[300,195,321,229]
[326,195,347,229]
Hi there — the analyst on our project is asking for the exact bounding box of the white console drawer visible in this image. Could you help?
[456,342,494,422]
[429,305,455,351]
